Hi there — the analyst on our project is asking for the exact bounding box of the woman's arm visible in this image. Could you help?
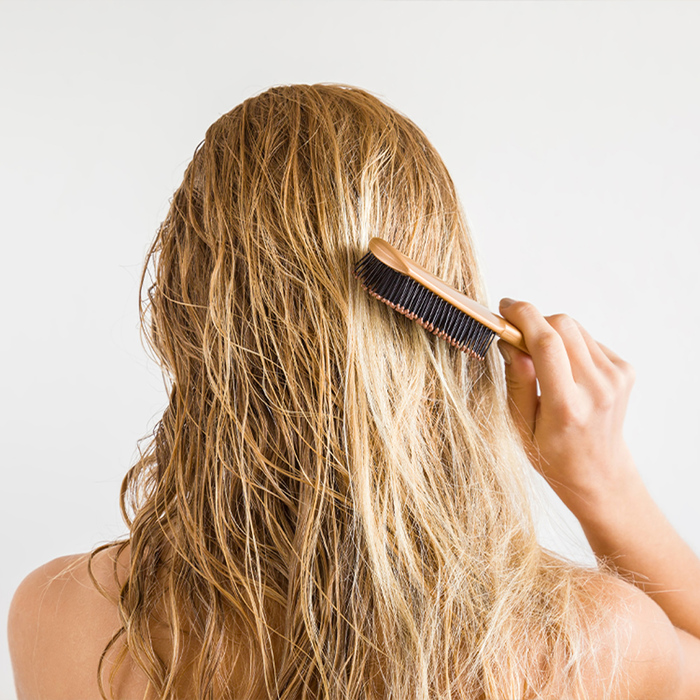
[497,298,700,697]
[574,462,700,638]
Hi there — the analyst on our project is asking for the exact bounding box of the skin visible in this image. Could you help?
[497,297,700,698]
[7,547,153,700]
[8,298,700,698]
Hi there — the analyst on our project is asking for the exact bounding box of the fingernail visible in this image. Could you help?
[498,341,511,365]
[500,298,516,309]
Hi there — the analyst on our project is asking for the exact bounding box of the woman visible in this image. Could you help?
[8,83,700,699]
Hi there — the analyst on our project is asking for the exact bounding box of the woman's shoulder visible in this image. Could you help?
[8,544,150,700]
[8,550,690,700]
[575,571,686,699]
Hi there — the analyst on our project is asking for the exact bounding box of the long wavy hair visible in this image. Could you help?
[90,83,622,699]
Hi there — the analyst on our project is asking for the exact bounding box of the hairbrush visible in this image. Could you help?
[353,237,529,360]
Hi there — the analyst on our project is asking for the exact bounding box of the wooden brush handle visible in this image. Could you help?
[498,323,529,355]
[368,238,530,356]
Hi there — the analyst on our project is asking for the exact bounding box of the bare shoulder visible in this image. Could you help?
[579,572,700,700]
[8,544,150,700]
[9,551,700,700]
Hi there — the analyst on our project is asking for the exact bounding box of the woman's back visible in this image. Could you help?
[10,546,265,700]
[9,543,688,699]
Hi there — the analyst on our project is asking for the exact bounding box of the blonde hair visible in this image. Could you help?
[91,84,621,699]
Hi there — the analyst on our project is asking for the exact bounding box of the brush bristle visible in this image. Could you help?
[353,250,496,360]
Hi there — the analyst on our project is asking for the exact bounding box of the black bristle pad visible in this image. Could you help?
[443,305,462,338]
[474,324,494,357]
[353,251,496,359]
[395,276,416,309]
[453,313,473,343]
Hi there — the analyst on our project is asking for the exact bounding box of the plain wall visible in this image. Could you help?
[1,1,699,696]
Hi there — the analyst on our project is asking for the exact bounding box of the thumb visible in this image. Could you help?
[498,339,538,441]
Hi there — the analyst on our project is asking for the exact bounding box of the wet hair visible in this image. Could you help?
[90,83,622,699]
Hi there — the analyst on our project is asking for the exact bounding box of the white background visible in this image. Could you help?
[1,1,699,696]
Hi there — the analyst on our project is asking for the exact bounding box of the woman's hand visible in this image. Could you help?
[497,298,638,514]
[499,299,700,695]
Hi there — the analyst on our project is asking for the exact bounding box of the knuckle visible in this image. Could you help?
[534,331,560,353]
[558,402,588,428]
[606,360,635,390]
[547,313,578,334]
[620,360,636,384]
[593,387,615,411]
[509,300,537,318]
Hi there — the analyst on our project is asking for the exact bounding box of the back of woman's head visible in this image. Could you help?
[104,84,616,700]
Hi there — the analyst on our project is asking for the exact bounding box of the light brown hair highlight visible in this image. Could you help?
[90,83,622,699]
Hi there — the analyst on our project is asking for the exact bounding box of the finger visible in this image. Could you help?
[593,339,636,389]
[573,322,632,379]
[595,340,626,366]
[498,339,538,439]
[573,321,616,368]
[499,299,576,408]
[545,313,597,383]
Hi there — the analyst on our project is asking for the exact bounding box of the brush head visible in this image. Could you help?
[353,250,496,360]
